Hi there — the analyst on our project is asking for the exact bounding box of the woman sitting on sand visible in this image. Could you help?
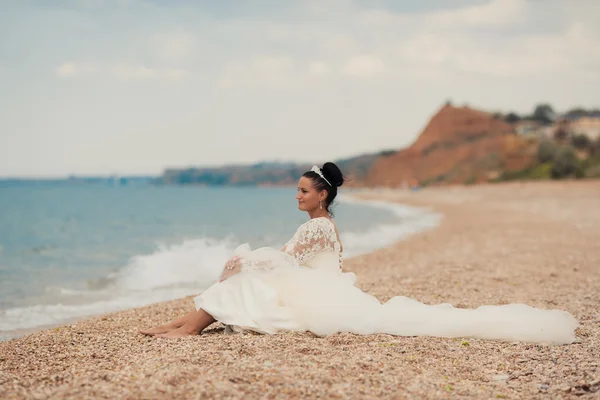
[140,162,578,344]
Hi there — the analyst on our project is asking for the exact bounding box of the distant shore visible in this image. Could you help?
[1,181,598,398]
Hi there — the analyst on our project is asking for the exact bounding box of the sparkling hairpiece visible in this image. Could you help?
[311,165,332,186]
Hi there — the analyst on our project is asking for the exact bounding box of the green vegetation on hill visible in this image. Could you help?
[158,101,600,187]
[496,135,600,182]
[157,150,396,186]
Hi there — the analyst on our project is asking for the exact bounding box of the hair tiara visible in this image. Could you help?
[311,165,332,186]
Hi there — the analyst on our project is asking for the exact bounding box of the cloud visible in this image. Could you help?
[110,64,190,81]
[54,62,190,81]
[55,62,100,77]
[3,0,600,176]
[341,0,600,80]
[396,15,600,78]
[342,55,386,78]
[51,0,599,84]
[218,56,296,87]
[55,62,81,77]
[153,29,195,63]
[252,56,294,75]
[308,61,331,77]
[425,0,526,28]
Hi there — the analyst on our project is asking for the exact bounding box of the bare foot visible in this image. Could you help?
[155,324,201,339]
[139,322,183,336]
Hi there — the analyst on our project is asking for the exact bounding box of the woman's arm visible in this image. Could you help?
[218,256,242,282]
[218,251,294,282]
[219,219,337,281]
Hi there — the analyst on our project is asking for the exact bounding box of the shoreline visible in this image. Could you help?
[1,181,598,398]
[0,194,440,342]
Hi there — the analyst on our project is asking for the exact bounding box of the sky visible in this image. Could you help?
[0,0,599,177]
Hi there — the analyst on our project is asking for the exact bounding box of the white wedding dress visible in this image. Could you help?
[194,218,578,345]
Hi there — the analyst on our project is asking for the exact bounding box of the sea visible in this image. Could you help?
[0,181,441,341]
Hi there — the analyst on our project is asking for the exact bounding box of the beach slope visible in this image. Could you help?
[1,181,599,399]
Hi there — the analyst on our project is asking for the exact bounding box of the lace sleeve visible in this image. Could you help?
[282,218,339,266]
[230,219,339,274]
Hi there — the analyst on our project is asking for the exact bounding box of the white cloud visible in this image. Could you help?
[55,62,98,77]
[219,56,296,87]
[252,56,294,75]
[153,29,195,63]
[365,0,600,79]
[3,0,600,176]
[55,62,79,77]
[356,8,414,28]
[342,55,386,78]
[110,64,190,81]
[55,62,190,81]
[396,19,600,78]
[54,0,597,84]
[320,34,359,54]
[308,61,331,77]
[398,33,455,68]
[425,0,526,28]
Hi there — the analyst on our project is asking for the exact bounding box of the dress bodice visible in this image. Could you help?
[283,217,342,271]
[236,217,343,274]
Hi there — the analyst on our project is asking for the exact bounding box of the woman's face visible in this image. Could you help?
[296,176,326,212]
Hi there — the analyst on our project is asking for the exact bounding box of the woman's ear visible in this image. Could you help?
[319,190,328,201]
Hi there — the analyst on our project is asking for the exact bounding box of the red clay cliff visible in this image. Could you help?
[367,104,536,187]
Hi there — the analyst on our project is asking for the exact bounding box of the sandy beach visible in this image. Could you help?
[1,181,599,399]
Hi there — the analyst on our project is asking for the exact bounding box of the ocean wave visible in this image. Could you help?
[0,238,234,332]
[112,238,233,292]
[0,288,196,332]
[0,196,442,334]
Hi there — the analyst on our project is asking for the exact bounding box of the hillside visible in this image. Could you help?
[366,104,536,186]
[158,151,393,186]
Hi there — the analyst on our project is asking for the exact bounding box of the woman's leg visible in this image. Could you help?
[139,309,201,336]
[156,308,216,339]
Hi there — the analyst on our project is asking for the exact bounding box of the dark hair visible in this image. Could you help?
[302,162,345,214]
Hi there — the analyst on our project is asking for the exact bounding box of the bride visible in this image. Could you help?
[140,162,578,344]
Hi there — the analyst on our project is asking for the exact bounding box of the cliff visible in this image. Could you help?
[366,104,537,186]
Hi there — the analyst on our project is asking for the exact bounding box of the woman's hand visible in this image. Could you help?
[218,256,242,282]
